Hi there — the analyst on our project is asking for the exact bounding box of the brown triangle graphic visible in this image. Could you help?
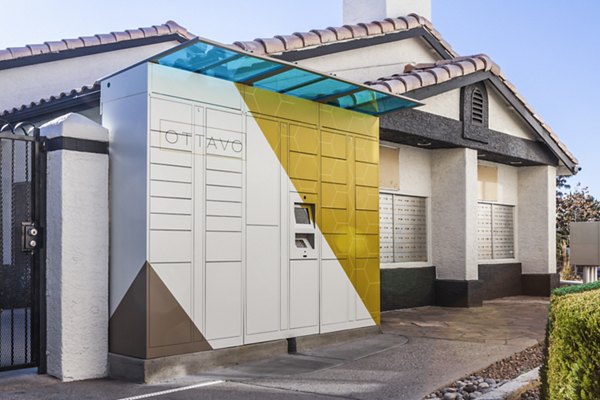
[147,264,212,358]
[109,262,148,358]
[110,262,212,359]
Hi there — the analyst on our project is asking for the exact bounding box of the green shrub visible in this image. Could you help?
[540,284,600,399]
[552,281,600,297]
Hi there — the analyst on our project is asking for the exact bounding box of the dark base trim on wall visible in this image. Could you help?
[435,279,483,307]
[380,266,436,311]
[478,263,522,300]
[521,273,560,296]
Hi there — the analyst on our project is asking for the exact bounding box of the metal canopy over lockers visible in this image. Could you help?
[148,37,421,116]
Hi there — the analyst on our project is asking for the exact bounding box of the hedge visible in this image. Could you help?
[540,282,600,400]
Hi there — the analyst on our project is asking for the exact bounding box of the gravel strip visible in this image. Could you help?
[424,343,543,400]
[519,386,540,400]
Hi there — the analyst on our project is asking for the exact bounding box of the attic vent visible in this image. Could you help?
[471,89,484,126]
[461,82,489,143]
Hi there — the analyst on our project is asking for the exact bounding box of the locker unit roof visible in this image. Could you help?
[106,37,422,116]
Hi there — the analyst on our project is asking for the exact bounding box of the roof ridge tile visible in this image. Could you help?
[0,20,194,64]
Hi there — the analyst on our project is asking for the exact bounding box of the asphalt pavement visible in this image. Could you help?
[0,297,549,400]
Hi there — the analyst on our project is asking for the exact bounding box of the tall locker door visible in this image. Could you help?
[203,107,245,349]
[287,123,320,336]
[244,116,283,344]
[147,97,198,355]
[320,130,354,332]
[193,104,205,338]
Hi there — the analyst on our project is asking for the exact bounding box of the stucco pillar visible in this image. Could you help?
[431,148,481,306]
[42,113,109,381]
[518,166,558,295]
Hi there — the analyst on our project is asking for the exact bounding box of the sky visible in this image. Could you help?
[1,0,599,197]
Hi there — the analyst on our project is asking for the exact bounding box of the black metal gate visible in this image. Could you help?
[0,121,45,372]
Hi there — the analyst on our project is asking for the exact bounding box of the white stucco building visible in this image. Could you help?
[0,0,577,381]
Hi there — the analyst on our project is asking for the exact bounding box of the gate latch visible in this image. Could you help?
[21,222,40,252]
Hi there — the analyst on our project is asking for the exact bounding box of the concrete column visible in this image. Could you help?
[343,0,432,25]
[42,113,109,381]
[431,148,479,281]
[518,166,556,274]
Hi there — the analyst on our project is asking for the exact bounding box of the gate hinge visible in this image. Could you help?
[21,222,42,252]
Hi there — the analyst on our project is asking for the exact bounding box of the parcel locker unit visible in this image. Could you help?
[101,38,419,359]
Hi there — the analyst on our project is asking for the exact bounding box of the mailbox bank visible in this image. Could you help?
[101,39,418,359]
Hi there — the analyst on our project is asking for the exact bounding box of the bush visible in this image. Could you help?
[540,282,600,399]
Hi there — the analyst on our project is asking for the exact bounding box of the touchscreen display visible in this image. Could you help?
[294,207,311,224]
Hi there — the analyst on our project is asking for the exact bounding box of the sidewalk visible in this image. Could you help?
[0,296,549,400]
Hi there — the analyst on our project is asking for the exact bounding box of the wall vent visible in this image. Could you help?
[471,88,485,126]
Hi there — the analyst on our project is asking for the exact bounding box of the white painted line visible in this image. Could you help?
[116,380,225,400]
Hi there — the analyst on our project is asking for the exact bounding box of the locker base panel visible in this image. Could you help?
[108,326,380,383]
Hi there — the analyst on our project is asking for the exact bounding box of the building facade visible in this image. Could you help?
[0,0,578,381]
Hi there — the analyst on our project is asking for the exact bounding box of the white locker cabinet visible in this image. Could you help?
[104,62,379,360]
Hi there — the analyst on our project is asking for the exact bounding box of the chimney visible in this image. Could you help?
[343,0,432,25]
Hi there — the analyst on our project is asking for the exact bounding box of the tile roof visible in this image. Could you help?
[234,14,458,57]
[0,83,99,117]
[0,15,576,167]
[363,55,578,164]
[0,21,195,63]
[232,14,576,166]
[364,55,498,93]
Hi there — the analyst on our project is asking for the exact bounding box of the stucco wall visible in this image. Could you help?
[431,148,478,280]
[518,165,557,274]
[297,37,440,84]
[418,89,460,121]
[0,41,179,112]
[380,143,432,197]
[488,86,537,141]
[44,114,109,381]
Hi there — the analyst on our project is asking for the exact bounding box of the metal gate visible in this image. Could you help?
[0,121,45,372]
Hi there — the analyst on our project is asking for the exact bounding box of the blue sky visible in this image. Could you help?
[2,1,598,197]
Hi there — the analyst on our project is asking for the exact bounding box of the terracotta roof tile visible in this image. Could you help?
[358,22,383,36]
[275,35,304,51]
[93,34,115,45]
[153,24,171,36]
[0,50,12,61]
[62,38,85,49]
[398,75,422,92]
[111,31,130,42]
[234,12,458,58]
[362,53,577,165]
[310,29,338,44]
[25,44,49,55]
[385,17,409,30]
[1,83,100,117]
[328,26,354,41]
[343,24,369,38]
[140,27,158,37]
[80,36,101,46]
[419,70,438,86]
[293,31,321,47]
[256,37,285,54]
[0,21,195,64]
[125,29,145,40]
[455,59,476,75]
[233,40,266,54]
[428,66,451,83]
[404,15,422,30]
[442,63,464,77]
[373,20,396,34]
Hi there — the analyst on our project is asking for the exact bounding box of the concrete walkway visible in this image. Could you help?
[0,297,549,400]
